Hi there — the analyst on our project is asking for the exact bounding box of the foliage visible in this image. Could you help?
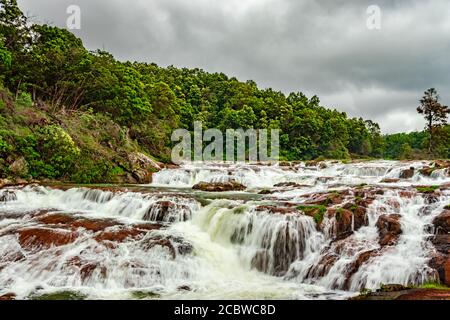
[0,1,449,184]
[417,282,449,290]
[19,125,79,178]
[297,205,327,224]
[415,185,440,193]
[417,88,450,154]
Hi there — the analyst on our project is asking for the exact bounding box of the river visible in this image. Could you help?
[0,160,449,300]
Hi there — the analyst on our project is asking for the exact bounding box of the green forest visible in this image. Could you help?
[0,0,449,183]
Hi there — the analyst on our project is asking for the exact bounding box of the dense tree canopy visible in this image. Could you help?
[0,1,449,182]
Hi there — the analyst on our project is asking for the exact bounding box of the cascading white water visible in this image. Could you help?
[0,160,449,299]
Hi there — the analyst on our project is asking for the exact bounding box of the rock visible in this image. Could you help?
[127,152,161,184]
[376,214,402,246]
[433,210,450,235]
[0,189,17,202]
[399,168,415,179]
[0,178,13,188]
[344,249,379,289]
[142,201,192,222]
[433,160,450,169]
[380,178,400,183]
[131,170,153,184]
[258,189,274,195]
[66,256,107,281]
[255,205,298,215]
[16,227,78,250]
[429,254,450,286]
[335,209,354,240]
[273,182,306,188]
[192,180,246,192]
[304,252,339,279]
[353,206,369,230]
[352,288,450,300]
[420,167,435,177]
[0,293,16,300]
[432,235,450,254]
[140,237,177,259]
[9,156,28,176]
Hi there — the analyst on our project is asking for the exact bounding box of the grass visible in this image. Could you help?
[297,205,327,224]
[131,290,161,299]
[415,185,440,193]
[29,290,87,300]
[417,282,450,290]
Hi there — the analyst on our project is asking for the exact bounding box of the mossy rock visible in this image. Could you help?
[28,290,87,300]
[297,205,326,224]
[444,205,450,210]
[415,186,440,194]
[131,290,161,300]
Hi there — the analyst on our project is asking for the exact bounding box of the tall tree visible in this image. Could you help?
[417,88,450,154]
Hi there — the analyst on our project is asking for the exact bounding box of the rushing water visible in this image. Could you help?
[0,161,449,299]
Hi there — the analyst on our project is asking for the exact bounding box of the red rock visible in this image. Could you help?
[0,293,16,300]
[381,178,400,183]
[335,209,354,240]
[432,235,450,254]
[399,190,414,198]
[399,168,415,179]
[386,199,401,210]
[66,256,107,281]
[376,214,402,246]
[344,249,379,289]
[141,238,177,259]
[255,205,298,215]
[17,227,78,249]
[433,210,450,235]
[305,252,339,279]
[428,254,450,286]
[94,227,147,243]
[37,213,121,232]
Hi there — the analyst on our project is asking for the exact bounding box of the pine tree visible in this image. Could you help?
[417,88,450,154]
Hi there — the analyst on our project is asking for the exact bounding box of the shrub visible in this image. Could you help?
[21,125,80,178]
[16,92,33,107]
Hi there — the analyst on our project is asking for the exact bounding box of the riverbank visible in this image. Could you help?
[351,284,450,300]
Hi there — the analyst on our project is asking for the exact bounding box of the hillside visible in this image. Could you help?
[0,0,448,184]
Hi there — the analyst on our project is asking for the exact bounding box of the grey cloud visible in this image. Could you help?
[17,0,450,133]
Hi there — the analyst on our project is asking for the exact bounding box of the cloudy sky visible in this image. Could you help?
[17,0,450,133]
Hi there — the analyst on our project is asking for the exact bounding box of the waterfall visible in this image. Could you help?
[1,160,449,299]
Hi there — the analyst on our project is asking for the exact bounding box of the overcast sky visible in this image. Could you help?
[17,0,450,133]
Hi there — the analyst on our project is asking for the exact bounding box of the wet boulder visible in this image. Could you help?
[433,210,450,235]
[143,201,192,223]
[273,182,307,188]
[380,178,400,183]
[255,205,298,215]
[342,203,369,230]
[0,189,17,202]
[127,152,162,184]
[376,214,402,246]
[16,227,78,250]
[399,167,415,179]
[192,180,246,192]
[428,254,450,286]
[343,249,379,289]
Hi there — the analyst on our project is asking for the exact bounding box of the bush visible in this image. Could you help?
[16,92,33,107]
[21,125,80,178]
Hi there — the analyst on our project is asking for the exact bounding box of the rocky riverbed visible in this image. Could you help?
[0,160,449,300]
